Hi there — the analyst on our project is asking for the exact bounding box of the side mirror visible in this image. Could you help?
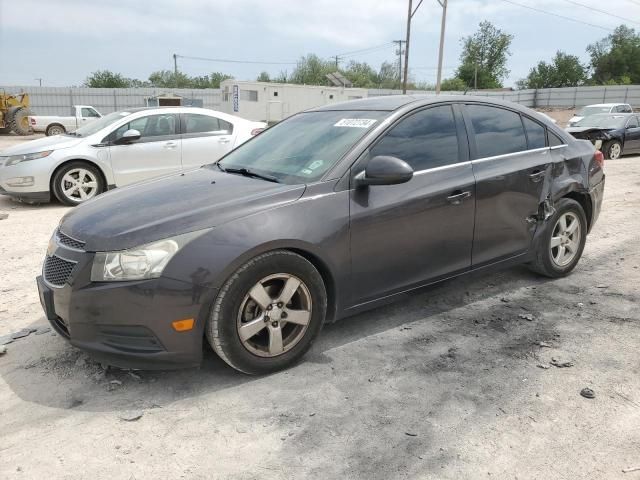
[115,129,141,145]
[354,155,414,187]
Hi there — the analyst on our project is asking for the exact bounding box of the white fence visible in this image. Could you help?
[369,85,640,109]
[2,84,640,117]
[0,86,222,116]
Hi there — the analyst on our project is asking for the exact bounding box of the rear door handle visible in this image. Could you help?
[218,137,231,144]
[447,191,471,205]
[529,170,546,182]
[164,141,178,149]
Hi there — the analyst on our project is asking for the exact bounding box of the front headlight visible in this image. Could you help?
[90,231,205,282]
[5,150,53,167]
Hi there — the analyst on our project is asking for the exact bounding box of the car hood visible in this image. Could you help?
[0,134,83,155]
[566,126,617,134]
[60,167,306,251]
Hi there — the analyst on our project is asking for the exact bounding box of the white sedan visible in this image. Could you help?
[0,107,266,205]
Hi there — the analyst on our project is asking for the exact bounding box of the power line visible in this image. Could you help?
[560,0,640,26]
[175,54,297,65]
[336,42,395,58]
[500,0,614,31]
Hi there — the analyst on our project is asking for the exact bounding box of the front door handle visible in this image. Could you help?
[529,170,546,182]
[447,191,471,205]
[218,137,231,144]
[163,141,178,149]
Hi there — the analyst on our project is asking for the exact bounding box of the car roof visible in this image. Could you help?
[310,94,541,113]
[583,103,629,107]
[587,113,634,118]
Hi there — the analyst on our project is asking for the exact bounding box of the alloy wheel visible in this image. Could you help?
[550,212,581,267]
[237,273,312,357]
[49,126,65,136]
[60,168,99,202]
[609,143,622,159]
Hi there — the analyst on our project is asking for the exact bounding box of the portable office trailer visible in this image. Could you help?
[220,80,369,123]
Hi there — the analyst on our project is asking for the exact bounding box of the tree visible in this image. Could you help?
[455,21,513,89]
[257,71,271,82]
[343,61,378,88]
[588,25,640,84]
[440,77,468,91]
[376,61,400,88]
[84,70,131,88]
[517,51,588,89]
[289,54,335,85]
[147,70,232,88]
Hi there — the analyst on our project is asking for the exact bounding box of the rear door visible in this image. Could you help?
[464,104,552,266]
[180,113,236,170]
[349,104,476,305]
[107,112,182,186]
[624,115,640,152]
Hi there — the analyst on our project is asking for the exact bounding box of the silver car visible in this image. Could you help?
[0,107,266,205]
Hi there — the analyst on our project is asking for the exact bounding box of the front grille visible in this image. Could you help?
[43,255,76,287]
[57,230,85,250]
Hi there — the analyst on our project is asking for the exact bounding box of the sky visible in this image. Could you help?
[1,0,639,88]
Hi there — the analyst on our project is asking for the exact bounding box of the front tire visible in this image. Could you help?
[603,140,622,160]
[52,161,105,206]
[528,198,587,278]
[206,251,327,375]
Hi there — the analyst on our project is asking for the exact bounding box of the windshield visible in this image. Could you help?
[216,110,389,184]
[575,114,627,129]
[577,106,611,117]
[68,111,132,137]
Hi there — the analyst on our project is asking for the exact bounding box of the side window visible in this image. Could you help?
[182,114,234,135]
[81,107,100,118]
[522,116,547,149]
[110,114,177,142]
[369,105,460,171]
[548,131,565,147]
[467,105,527,158]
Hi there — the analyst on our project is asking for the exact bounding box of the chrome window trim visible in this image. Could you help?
[470,146,550,165]
[550,144,568,150]
[412,146,553,176]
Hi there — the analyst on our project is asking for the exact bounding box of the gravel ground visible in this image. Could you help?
[1,133,639,479]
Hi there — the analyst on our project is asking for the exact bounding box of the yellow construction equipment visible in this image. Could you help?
[0,91,32,135]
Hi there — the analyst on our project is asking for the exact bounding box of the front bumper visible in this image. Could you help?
[36,243,218,369]
[0,185,50,203]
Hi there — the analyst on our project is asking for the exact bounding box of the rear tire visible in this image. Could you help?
[10,107,32,136]
[528,198,587,278]
[206,250,327,375]
[52,161,105,206]
[46,124,66,136]
[603,140,622,160]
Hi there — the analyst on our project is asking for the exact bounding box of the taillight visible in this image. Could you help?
[250,128,265,136]
[30,118,36,125]
[594,150,605,169]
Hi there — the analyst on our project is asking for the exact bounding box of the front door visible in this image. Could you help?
[349,104,475,306]
[624,115,640,152]
[464,104,552,266]
[108,113,182,186]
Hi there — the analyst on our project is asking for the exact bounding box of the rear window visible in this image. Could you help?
[522,116,546,149]
[467,104,527,158]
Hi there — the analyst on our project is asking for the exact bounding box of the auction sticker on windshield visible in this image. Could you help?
[334,118,377,128]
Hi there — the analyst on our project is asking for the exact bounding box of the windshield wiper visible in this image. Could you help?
[222,167,280,183]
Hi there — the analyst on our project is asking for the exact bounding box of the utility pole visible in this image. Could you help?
[393,40,405,89]
[435,0,448,95]
[333,55,340,70]
[403,0,424,94]
[173,53,178,75]
[35,78,43,87]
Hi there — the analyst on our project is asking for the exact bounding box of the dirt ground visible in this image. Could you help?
[1,132,639,480]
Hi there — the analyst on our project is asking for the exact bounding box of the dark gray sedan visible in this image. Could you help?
[37,96,605,374]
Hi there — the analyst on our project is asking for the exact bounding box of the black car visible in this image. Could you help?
[567,113,640,159]
[37,96,605,375]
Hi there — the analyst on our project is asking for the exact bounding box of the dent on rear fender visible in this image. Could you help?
[533,158,587,223]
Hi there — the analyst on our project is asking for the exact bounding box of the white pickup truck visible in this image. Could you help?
[29,105,102,136]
